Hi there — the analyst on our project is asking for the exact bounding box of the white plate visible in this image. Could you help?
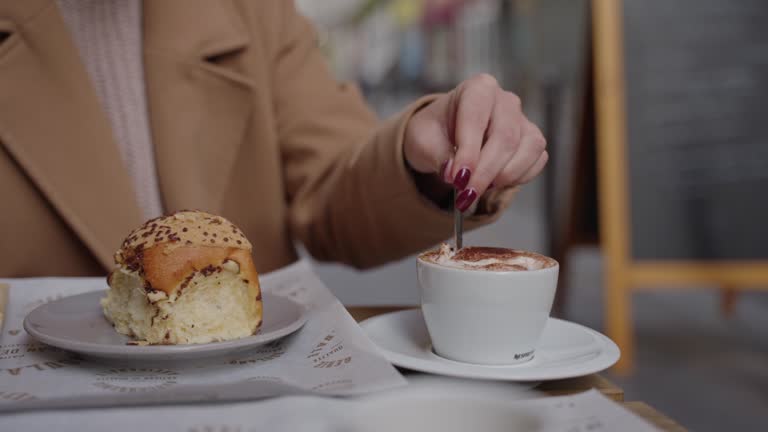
[360,309,619,381]
[24,291,307,361]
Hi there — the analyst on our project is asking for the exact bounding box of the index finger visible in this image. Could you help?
[451,74,497,188]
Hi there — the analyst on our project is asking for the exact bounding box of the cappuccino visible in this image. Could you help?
[420,243,556,272]
[417,244,560,364]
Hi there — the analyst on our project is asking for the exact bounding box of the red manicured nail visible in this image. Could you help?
[455,188,477,212]
[440,161,449,181]
[453,167,471,190]
[441,159,454,183]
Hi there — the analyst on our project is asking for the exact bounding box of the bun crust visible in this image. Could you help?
[113,210,256,295]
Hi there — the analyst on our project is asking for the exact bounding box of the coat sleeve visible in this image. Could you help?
[271,1,518,269]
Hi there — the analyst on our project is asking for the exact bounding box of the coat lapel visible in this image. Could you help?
[0,0,142,269]
[143,0,254,214]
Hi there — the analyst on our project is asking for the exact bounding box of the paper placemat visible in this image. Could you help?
[0,382,661,432]
[0,261,406,411]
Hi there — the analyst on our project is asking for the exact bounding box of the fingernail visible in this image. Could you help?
[442,159,454,183]
[453,167,471,190]
[439,161,449,182]
[455,188,477,212]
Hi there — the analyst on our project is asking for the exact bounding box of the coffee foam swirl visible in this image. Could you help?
[421,243,556,271]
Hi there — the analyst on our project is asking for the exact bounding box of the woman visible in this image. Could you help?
[0,0,547,277]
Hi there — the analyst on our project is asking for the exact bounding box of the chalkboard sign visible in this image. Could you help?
[623,0,768,260]
[591,0,768,373]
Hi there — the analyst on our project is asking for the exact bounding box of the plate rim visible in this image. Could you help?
[360,309,620,381]
[23,290,308,358]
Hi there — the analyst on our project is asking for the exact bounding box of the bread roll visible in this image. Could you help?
[101,210,262,344]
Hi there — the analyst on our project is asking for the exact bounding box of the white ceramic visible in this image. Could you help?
[360,309,620,381]
[23,291,308,361]
[417,254,559,365]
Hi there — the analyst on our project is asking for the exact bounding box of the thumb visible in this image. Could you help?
[404,98,455,180]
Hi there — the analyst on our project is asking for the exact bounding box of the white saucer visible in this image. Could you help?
[24,291,307,361]
[360,309,619,381]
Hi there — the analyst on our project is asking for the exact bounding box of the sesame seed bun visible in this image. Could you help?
[102,210,262,345]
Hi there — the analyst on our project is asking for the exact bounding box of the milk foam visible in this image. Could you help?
[425,243,549,271]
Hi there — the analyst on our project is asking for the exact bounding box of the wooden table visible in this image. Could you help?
[348,306,687,432]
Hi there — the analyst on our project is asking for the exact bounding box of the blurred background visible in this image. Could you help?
[294,1,768,431]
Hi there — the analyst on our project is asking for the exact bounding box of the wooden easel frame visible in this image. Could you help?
[591,0,768,374]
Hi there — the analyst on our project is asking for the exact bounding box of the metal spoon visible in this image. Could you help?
[453,189,463,251]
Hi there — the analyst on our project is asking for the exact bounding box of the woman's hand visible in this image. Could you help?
[404,74,548,212]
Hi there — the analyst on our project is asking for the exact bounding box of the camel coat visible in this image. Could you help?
[0,0,516,277]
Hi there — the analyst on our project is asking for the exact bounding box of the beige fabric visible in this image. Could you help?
[0,0,517,277]
[56,0,164,219]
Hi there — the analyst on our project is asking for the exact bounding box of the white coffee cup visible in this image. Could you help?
[417,251,559,365]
